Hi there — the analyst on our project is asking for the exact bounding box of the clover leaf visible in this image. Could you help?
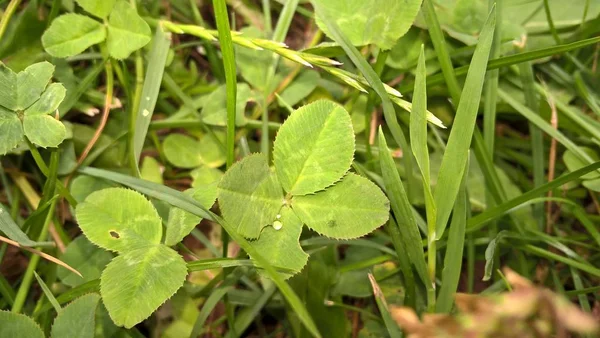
[0,311,44,338]
[51,293,101,338]
[273,100,355,195]
[163,133,227,169]
[0,61,67,155]
[42,0,151,60]
[76,188,189,328]
[0,294,102,338]
[311,0,423,50]
[217,99,390,276]
[217,153,284,239]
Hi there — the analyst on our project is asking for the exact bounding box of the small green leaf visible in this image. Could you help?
[0,311,44,338]
[75,0,116,18]
[0,107,23,155]
[57,236,113,287]
[42,14,106,58]
[197,133,226,168]
[75,188,163,253]
[51,293,101,338]
[140,157,163,184]
[0,64,17,110]
[165,185,217,246]
[0,61,54,111]
[564,147,600,180]
[191,166,223,188]
[101,244,187,328]
[217,154,284,239]
[23,114,66,148]
[106,0,151,59]
[70,175,115,203]
[17,61,55,110]
[279,70,320,107]
[163,133,226,169]
[23,83,67,148]
[163,134,203,168]
[24,82,66,115]
[0,202,39,246]
[292,173,389,239]
[201,83,252,126]
[312,0,423,50]
[273,100,355,196]
[248,206,308,278]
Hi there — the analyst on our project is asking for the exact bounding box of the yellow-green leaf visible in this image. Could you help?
[75,188,163,253]
[273,100,354,196]
[292,173,389,239]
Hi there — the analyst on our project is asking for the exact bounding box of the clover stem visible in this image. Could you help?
[0,0,22,41]
[77,61,114,166]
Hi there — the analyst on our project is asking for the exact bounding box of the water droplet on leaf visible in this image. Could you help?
[273,221,283,230]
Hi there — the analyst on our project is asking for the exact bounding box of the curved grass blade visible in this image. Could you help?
[434,6,496,239]
[131,24,171,172]
[33,271,61,313]
[187,258,296,274]
[378,129,431,305]
[436,165,468,313]
[467,161,600,232]
[368,273,402,338]
[497,87,597,168]
[398,36,600,93]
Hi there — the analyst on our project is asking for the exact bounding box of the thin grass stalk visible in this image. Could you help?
[515,47,546,230]
[0,0,22,41]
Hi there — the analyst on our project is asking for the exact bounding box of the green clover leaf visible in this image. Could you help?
[42,0,151,59]
[0,311,44,338]
[273,99,355,196]
[0,62,67,154]
[76,188,188,329]
[217,99,390,277]
[311,0,423,50]
[163,133,227,169]
[217,153,284,239]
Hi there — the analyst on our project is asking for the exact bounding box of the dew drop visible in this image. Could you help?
[142,109,150,117]
[276,214,281,219]
[273,221,283,231]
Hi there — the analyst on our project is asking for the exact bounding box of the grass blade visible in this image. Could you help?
[368,273,402,338]
[467,161,600,232]
[78,167,322,338]
[189,270,241,338]
[131,24,171,173]
[422,0,462,103]
[378,129,431,307]
[398,36,600,93]
[33,271,61,313]
[212,0,237,169]
[515,47,545,230]
[521,244,600,278]
[58,62,104,116]
[187,258,295,274]
[411,46,438,290]
[436,162,468,313]
[497,87,597,168]
[434,6,496,239]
